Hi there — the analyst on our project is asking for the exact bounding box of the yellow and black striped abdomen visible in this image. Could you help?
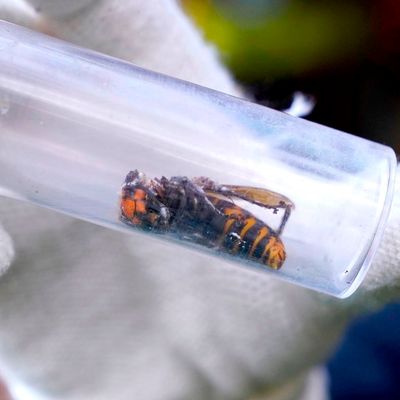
[208,194,286,270]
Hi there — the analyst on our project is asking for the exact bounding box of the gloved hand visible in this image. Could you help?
[0,1,399,400]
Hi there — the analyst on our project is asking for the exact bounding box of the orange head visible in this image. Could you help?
[120,170,170,230]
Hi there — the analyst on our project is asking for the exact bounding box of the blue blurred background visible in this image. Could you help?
[328,302,400,400]
[182,1,400,398]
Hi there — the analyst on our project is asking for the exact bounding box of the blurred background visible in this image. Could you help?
[182,1,400,399]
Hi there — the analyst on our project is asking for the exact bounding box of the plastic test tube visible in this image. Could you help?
[0,21,396,297]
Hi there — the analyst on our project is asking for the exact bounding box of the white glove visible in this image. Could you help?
[0,2,399,400]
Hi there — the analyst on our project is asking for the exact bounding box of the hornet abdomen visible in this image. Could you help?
[207,193,286,269]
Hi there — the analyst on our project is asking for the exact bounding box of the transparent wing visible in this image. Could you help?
[204,190,233,203]
[220,185,294,210]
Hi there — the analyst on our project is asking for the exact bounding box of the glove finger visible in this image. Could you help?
[0,0,39,28]
[25,0,97,18]
[25,0,240,95]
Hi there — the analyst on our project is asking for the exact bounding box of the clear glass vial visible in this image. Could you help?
[0,21,396,297]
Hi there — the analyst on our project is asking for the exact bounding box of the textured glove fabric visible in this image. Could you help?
[37,0,240,97]
[0,1,398,400]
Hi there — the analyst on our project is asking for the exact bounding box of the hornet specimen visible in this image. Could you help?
[120,170,294,269]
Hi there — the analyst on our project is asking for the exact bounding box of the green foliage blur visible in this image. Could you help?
[183,0,368,82]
